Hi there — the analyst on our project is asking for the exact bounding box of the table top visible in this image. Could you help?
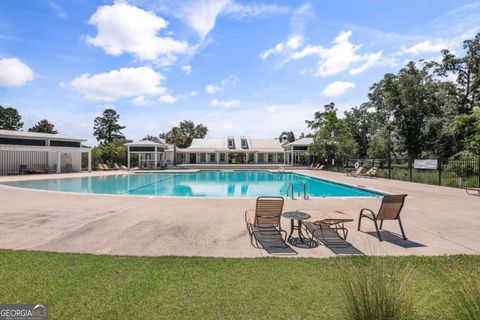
[282,211,311,220]
[313,218,354,226]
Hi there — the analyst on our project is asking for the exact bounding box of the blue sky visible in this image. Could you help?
[0,0,479,145]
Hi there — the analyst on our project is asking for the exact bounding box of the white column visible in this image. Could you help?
[127,148,130,169]
[254,153,258,164]
[216,152,219,164]
[275,153,278,164]
[284,152,286,165]
[87,151,92,172]
[154,151,158,169]
[291,150,294,165]
[56,151,61,173]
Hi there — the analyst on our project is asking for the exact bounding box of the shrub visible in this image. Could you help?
[340,259,417,320]
[447,272,480,320]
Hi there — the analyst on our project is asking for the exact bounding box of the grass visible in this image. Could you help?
[0,250,480,320]
[341,260,417,320]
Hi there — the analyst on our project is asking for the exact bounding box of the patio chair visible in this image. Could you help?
[465,187,480,196]
[245,196,288,249]
[358,194,408,241]
[316,164,324,170]
[346,166,364,177]
[362,166,378,178]
[19,165,29,175]
[309,163,317,169]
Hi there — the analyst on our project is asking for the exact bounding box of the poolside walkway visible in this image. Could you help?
[0,170,479,258]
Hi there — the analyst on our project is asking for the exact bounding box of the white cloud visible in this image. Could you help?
[179,0,230,40]
[162,0,289,40]
[85,2,189,63]
[205,74,239,94]
[290,31,383,77]
[159,94,177,104]
[349,51,383,75]
[0,58,34,87]
[321,81,355,98]
[131,95,147,106]
[259,3,310,60]
[224,2,289,18]
[220,74,239,86]
[190,90,199,96]
[70,66,168,101]
[402,40,449,55]
[205,84,223,94]
[260,35,304,60]
[210,99,239,108]
[182,65,192,74]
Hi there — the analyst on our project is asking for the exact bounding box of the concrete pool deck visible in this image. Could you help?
[0,169,479,258]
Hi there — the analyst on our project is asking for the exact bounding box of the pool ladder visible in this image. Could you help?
[286,182,309,200]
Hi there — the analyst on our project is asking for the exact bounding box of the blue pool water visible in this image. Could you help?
[2,170,383,198]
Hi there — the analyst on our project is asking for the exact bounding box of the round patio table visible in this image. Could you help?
[282,211,314,247]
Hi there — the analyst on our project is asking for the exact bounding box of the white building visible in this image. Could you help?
[0,129,91,175]
[126,140,169,169]
[172,136,287,165]
[282,137,315,165]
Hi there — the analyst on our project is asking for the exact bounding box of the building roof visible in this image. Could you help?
[182,136,284,152]
[284,137,314,147]
[126,139,169,148]
[0,129,86,141]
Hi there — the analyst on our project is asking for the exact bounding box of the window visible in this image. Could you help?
[50,140,81,148]
[241,139,248,149]
[228,139,234,149]
[0,137,45,146]
[257,153,265,163]
[277,153,284,163]
[200,153,206,163]
[129,146,155,152]
[210,153,216,163]
[248,153,254,163]
[268,154,274,163]
[220,153,225,163]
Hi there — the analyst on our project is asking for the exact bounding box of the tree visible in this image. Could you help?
[142,135,161,143]
[367,62,442,159]
[344,103,374,158]
[0,106,23,130]
[161,127,187,166]
[160,120,207,148]
[450,107,480,155]
[278,131,295,143]
[93,108,126,145]
[28,119,58,134]
[91,137,128,168]
[434,33,480,113]
[306,103,358,161]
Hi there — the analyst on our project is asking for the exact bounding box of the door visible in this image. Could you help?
[189,153,196,164]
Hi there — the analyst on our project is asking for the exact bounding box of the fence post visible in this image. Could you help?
[438,158,442,186]
[478,157,480,188]
[409,157,413,182]
[388,156,391,179]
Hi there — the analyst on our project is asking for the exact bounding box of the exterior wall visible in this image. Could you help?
[0,150,48,175]
[47,151,81,172]
[176,151,286,165]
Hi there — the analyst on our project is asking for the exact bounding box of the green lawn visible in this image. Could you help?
[0,250,479,319]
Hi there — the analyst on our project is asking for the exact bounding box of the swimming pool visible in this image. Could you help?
[2,170,383,198]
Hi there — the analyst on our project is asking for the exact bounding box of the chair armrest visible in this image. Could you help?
[360,208,376,219]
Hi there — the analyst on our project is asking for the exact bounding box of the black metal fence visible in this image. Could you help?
[322,157,480,189]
